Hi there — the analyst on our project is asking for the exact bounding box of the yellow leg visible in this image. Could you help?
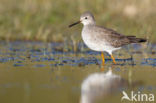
[111,54,116,64]
[101,52,105,66]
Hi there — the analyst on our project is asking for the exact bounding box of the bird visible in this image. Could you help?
[69,11,146,66]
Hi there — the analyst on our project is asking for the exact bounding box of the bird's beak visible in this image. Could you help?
[69,20,81,28]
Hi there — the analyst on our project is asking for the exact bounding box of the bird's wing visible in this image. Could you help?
[95,26,131,48]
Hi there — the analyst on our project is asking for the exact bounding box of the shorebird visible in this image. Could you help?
[69,11,146,66]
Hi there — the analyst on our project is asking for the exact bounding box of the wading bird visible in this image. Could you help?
[69,11,146,66]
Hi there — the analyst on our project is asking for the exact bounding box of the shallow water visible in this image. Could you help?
[0,41,156,103]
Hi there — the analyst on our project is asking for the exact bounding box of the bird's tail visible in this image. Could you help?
[127,36,147,43]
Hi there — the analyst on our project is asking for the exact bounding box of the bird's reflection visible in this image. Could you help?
[80,68,142,103]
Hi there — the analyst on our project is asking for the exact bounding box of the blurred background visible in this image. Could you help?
[0,0,155,43]
[0,0,156,103]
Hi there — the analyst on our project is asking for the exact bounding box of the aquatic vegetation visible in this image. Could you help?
[0,41,155,67]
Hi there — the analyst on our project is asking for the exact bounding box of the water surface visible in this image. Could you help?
[0,41,156,103]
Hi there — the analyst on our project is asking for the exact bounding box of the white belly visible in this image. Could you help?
[81,29,120,54]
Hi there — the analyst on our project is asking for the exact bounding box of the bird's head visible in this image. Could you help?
[69,11,96,27]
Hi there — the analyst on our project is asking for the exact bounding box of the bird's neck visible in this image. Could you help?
[82,20,96,26]
[83,23,96,28]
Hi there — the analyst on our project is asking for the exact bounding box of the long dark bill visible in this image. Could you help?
[68,21,81,28]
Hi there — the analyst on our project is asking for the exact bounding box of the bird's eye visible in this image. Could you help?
[85,17,87,19]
